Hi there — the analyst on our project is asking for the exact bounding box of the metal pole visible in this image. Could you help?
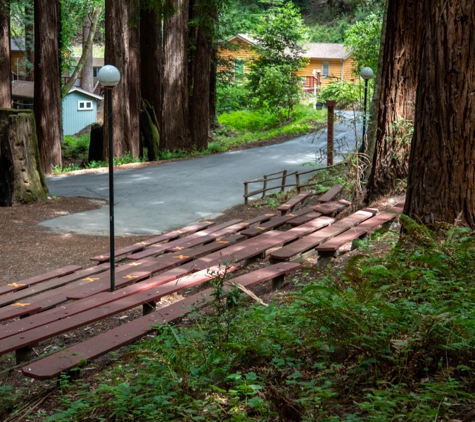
[108,88,115,292]
[362,78,368,140]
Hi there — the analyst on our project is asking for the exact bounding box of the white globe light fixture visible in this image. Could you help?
[360,66,373,147]
[97,65,120,87]
[98,65,120,292]
[360,66,374,80]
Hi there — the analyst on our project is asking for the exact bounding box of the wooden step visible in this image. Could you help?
[269,210,375,262]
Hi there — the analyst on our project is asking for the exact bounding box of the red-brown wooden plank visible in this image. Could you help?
[316,184,341,202]
[0,265,240,357]
[0,264,110,310]
[127,220,242,260]
[277,192,311,215]
[316,210,398,253]
[269,210,374,261]
[287,212,322,226]
[0,268,189,341]
[21,263,301,380]
[90,222,214,262]
[313,201,348,215]
[0,260,159,321]
[0,265,82,296]
[240,207,315,237]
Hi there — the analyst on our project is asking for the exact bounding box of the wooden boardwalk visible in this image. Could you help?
[0,189,403,379]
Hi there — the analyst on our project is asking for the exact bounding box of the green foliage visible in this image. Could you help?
[216,80,250,114]
[215,103,326,149]
[343,12,383,75]
[246,1,309,119]
[218,109,280,131]
[319,78,373,110]
[308,20,348,43]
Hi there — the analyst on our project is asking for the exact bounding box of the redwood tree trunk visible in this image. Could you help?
[364,0,422,204]
[140,7,162,153]
[104,0,141,159]
[188,0,214,151]
[209,45,218,128]
[0,0,11,108]
[25,1,34,81]
[34,0,62,174]
[404,0,475,228]
[162,0,191,152]
[81,10,94,92]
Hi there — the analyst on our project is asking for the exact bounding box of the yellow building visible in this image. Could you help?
[219,34,357,91]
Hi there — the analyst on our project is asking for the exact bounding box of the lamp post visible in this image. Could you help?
[97,65,120,292]
[360,66,373,145]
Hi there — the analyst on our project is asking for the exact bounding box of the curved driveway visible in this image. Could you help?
[42,111,360,236]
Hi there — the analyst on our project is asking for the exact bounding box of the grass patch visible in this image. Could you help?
[30,218,475,421]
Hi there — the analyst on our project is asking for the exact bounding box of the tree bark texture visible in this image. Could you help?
[34,0,62,174]
[0,109,49,206]
[404,0,475,228]
[162,0,191,152]
[188,0,214,151]
[0,0,11,108]
[365,0,422,204]
[81,9,94,93]
[209,45,218,128]
[362,0,387,180]
[104,0,141,159]
[140,7,162,150]
[25,1,34,81]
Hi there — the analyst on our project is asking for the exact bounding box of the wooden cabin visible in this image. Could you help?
[219,34,357,91]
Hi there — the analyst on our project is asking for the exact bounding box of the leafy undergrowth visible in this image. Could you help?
[4,216,475,421]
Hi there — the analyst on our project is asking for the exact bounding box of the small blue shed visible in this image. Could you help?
[62,87,103,135]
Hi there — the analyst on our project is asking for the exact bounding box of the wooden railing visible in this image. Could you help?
[243,164,339,204]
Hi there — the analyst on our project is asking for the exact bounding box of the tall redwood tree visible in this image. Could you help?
[364,0,422,204]
[162,0,192,152]
[34,0,62,174]
[188,0,216,151]
[140,6,162,143]
[0,0,11,108]
[104,0,141,159]
[404,0,475,227]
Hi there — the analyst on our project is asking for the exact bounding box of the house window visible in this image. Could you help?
[234,59,245,74]
[322,61,330,78]
[78,100,93,111]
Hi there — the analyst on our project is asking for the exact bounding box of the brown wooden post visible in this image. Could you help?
[262,175,268,198]
[281,170,287,193]
[244,181,249,204]
[326,100,336,166]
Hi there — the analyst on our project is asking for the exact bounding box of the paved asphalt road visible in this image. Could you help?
[42,111,361,236]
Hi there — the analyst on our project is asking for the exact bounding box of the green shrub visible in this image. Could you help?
[216,81,250,114]
[217,109,280,131]
[319,78,373,109]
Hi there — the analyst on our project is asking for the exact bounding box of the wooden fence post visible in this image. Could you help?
[326,100,336,166]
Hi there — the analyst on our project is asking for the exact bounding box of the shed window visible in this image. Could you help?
[322,61,330,78]
[78,100,93,111]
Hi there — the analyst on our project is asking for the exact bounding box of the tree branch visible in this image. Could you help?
[61,6,102,98]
